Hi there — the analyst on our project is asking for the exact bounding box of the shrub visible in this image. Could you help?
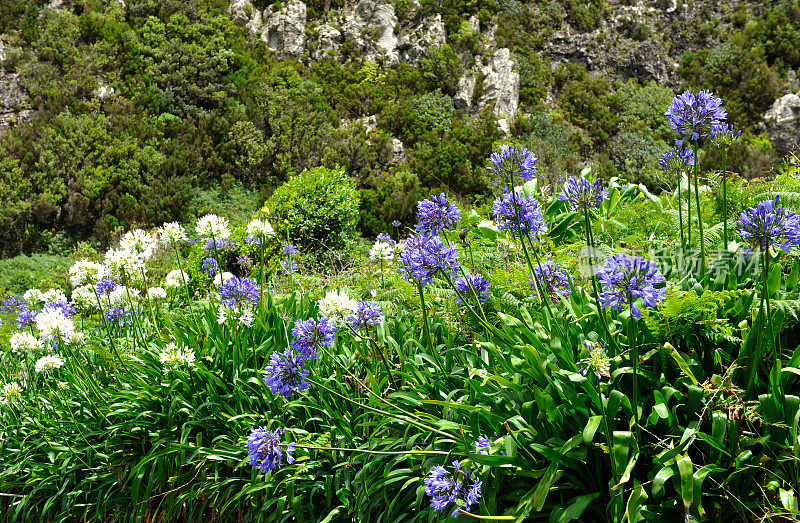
[265,166,360,253]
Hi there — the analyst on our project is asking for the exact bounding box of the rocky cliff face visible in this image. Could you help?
[0,37,35,132]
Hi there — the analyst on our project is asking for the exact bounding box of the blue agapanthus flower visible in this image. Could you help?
[44,301,77,318]
[454,274,491,305]
[415,194,461,235]
[291,317,335,360]
[658,143,695,173]
[531,261,571,303]
[0,295,25,316]
[376,232,395,245]
[246,426,296,473]
[201,257,219,276]
[665,90,727,143]
[597,255,667,319]
[95,278,119,296]
[219,276,260,309]
[737,196,800,253]
[424,461,482,518]
[204,237,237,254]
[397,235,460,287]
[263,349,310,398]
[492,188,548,240]
[711,122,742,148]
[346,300,384,329]
[16,306,37,329]
[473,435,491,455]
[487,144,538,183]
[283,244,299,256]
[558,176,609,211]
[391,220,401,227]
[106,306,132,324]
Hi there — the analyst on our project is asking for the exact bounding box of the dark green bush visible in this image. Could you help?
[265,166,360,252]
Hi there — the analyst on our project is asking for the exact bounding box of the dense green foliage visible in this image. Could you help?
[0,0,796,257]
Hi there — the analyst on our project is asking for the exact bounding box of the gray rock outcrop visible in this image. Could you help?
[0,39,35,132]
[454,73,476,110]
[342,0,399,64]
[397,14,445,62]
[227,0,263,37]
[764,93,800,156]
[478,48,520,129]
[262,0,307,57]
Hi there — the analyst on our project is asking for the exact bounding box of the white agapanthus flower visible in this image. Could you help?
[104,247,147,280]
[369,241,394,261]
[212,272,235,286]
[164,269,188,289]
[159,221,188,244]
[318,289,358,327]
[9,332,42,353]
[35,308,75,341]
[217,304,254,327]
[35,355,65,373]
[147,287,167,300]
[41,288,67,304]
[0,382,23,404]
[119,229,158,259]
[195,214,231,239]
[68,332,85,345]
[69,259,105,287]
[158,343,196,371]
[246,218,275,238]
[108,286,140,306]
[23,288,45,305]
[71,285,98,311]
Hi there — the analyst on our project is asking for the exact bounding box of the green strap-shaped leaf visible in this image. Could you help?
[583,416,603,446]
[677,455,694,509]
[622,485,648,523]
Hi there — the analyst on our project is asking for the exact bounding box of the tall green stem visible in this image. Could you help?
[584,205,620,357]
[677,171,685,251]
[722,146,728,248]
[693,141,706,276]
[628,298,641,443]
[417,283,437,366]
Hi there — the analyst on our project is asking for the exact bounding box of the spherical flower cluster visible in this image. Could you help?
[35,355,64,374]
[246,426,296,474]
[69,259,105,287]
[424,461,482,518]
[283,244,299,256]
[158,221,188,244]
[246,218,275,245]
[43,300,76,318]
[415,194,461,235]
[0,382,23,404]
[487,144,538,183]
[195,214,231,239]
[658,144,695,173]
[104,247,147,281]
[558,176,609,212]
[710,122,741,148]
[203,237,238,255]
[346,300,384,329]
[664,90,727,142]
[454,274,491,305]
[95,278,119,296]
[376,232,394,245]
[369,240,395,262]
[71,285,97,311]
[202,257,219,276]
[164,270,188,289]
[23,288,44,305]
[492,188,548,240]
[597,254,667,319]
[263,349,310,398]
[737,196,800,254]
[106,306,133,324]
[318,290,358,327]
[158,343,196,371]
[41,289,67,304]
[397,235,460,287]
[580,341,610,379]
[9,332,42,353]
[119,229,158,259]
[108,286,140,306]
[531,262,571,303]
[147,287,168,301]
[16,307,37,328]
[35,308,76,341]
[291,317,335,360]
[391,220,401,227]
[218,276,260,327]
